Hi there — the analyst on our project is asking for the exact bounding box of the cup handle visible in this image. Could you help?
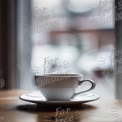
[71,80,96,99]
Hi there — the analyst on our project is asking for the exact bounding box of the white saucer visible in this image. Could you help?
[19,91,100,105]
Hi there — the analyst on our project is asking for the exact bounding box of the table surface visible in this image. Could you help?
[0,90,122,122]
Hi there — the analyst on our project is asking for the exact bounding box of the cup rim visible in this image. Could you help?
[35,73,83,77]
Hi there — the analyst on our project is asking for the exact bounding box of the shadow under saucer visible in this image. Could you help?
[16,103,96,112]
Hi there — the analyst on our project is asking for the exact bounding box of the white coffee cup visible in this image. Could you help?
[35,74,96,101]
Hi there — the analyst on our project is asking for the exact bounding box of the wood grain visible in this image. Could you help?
[0,90,122,122]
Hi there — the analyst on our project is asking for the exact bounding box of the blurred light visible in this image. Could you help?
[68,0,99,13]
[33,0,61,9]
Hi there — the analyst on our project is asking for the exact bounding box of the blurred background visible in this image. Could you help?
[0,0,118,98]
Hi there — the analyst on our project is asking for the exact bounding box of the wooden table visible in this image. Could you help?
[0,90,122,122]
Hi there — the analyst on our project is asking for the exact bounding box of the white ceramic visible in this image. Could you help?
[35,74,96,101]
[19,91,100,105]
